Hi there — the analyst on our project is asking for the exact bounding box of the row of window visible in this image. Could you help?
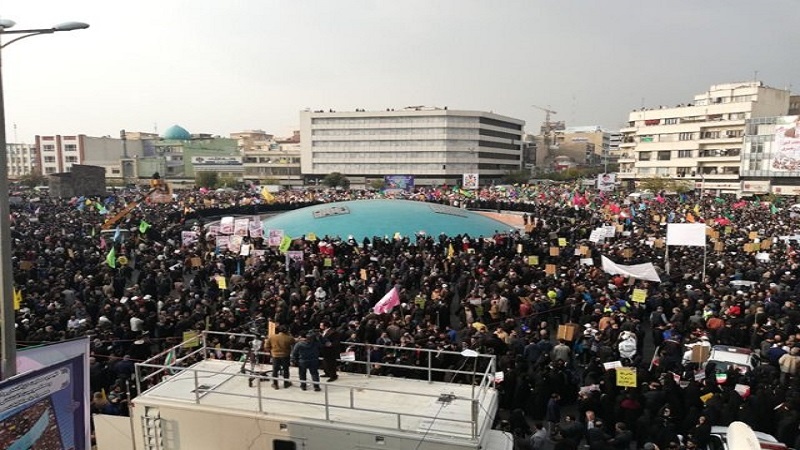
[311,162,518,172]
[243,167,301,176]
[636,130,745,143]
[43,156,78,163]
[694,95,754,106]
[243,157,300,164]
[635,112,748,127]
[311,140,477,148]
[637,148,741,161]
[311,116,477,126]
[636,167,740,176]
[41,144,77,152]
[312,127,479,136]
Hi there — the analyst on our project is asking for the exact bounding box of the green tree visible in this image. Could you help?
[323,172,350,189]
[638,176,670,192]
[369,179,386,191]
[196,171,220,189]
[17,171,47,188]
[669,180,693,194]
[501,170,530,184]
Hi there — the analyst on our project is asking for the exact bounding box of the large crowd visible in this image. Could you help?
[8,182,800,449]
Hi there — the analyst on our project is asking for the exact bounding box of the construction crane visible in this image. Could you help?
[532,105,559,161]
[532,105,558,128]
[101,173,169,230]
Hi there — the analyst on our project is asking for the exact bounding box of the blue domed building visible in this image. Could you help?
[163,124,192,140]
[144,124,240,180]
[260,199,513,241]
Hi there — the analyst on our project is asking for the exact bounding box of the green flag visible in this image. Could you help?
[770,204,779,215]
[139,220,151,234]
[106,247,116,268]
[279,235,292,253]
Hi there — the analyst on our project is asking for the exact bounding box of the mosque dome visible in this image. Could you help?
[260,199,512,241]
[163,124,191,140]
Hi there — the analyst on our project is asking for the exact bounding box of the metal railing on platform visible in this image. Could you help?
[134,330,498,441]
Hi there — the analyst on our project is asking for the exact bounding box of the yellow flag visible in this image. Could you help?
[13,288,22,311]
[261,187,275,204]
[693,204,701,215]
[447,243,455,259]
[216,275,227,290]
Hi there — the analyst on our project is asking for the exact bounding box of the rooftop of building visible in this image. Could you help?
[135,331,500,446]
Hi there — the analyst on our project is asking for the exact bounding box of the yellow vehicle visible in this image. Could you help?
[101,174,170,230]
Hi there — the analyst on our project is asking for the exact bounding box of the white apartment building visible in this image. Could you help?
[5,143,38,180]
[618,81,791,194]
[299,107,525,187]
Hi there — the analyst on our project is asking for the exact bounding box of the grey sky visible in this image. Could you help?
[3,0,799,142]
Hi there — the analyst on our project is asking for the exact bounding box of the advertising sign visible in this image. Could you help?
[597,173,616,191]
[771,116,800,171]
[384,175,415,192]
[462,173,479,190]
[190,156,242,165]
[1,339,90,450]
[741,180,770,194]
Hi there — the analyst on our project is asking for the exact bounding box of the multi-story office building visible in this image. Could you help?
[299,107,525,187]
[603,130,622,166]
[618,82,791,194]
[5,143,38,180]
[740,115,800,195]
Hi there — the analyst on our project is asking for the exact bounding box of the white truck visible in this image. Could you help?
[93,331,513,450]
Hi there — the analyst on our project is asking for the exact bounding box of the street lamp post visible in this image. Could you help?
[0,19,89,380]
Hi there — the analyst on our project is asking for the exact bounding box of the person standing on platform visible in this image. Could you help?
[265,325,295,389]
[319,320,340,381]
[291,331,322,391]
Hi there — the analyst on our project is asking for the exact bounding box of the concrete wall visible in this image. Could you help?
[49,164,106,198]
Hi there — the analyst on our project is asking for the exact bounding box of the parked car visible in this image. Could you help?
[709,424,787,450]
[705,345,760,374]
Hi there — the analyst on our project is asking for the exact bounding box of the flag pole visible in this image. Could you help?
[702,241,707,282]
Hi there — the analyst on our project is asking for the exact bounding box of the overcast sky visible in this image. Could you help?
[3,0,799,142]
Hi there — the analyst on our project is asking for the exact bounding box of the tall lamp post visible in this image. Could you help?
[0,19,89,380]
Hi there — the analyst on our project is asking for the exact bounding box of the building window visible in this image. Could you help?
[64,144,77,152]
[701,131,720,139]
[638,152,651,161]
[677,150,693,158]
[663,118,678,125]
[43,144,55,151]
[45,167,56,174]
[725,130,743,138]
[65,156,78,163]
[43,156,56,163]
[679,132,693,141]
[657,151,671,161]
[644,119,660,126]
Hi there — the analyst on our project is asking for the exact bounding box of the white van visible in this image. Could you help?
[708,425,787,450]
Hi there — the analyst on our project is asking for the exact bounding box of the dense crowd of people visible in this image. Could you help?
[8,182,800,449]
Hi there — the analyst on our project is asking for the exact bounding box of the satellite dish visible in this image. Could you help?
[726,421,761,450]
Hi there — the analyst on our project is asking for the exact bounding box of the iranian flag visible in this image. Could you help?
[715,372,727,384]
